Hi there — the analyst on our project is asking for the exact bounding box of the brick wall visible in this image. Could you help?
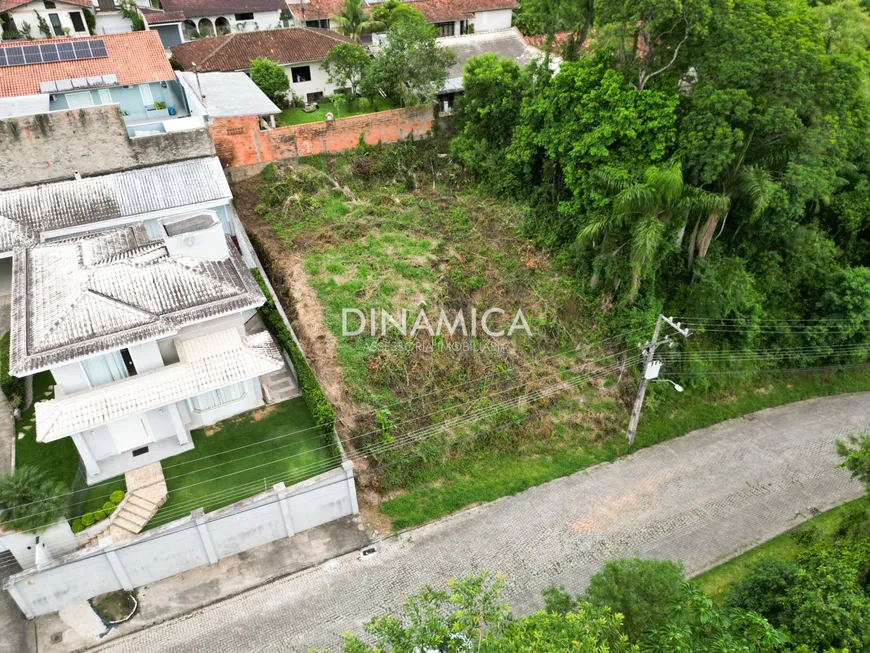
[210,107,434,168]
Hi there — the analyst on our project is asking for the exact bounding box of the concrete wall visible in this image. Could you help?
[5,461,358,618]
[209,106,434,167]
[93,11,134,35]
[0,522,77,571]
[0,105,214,191]
[471,8,513,32]
[5,2,89,39]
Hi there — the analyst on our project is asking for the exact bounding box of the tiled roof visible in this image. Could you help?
[406,0,470,23]
[286,0,345,21]
[161,0,287,15]
[451,0,517,11]
[0,31,174,98]
[171,27,350,72]
[439,29,546,81]
[9,222,265,376]
[36,329,282,441]
[0,0,90,11]
[0,157,231,250]
[523,31,573,50]
[140,7,188,24]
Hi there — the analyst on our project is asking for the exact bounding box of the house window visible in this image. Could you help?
[139,83,154,106]
[290,65,311,83]
[65,91,94,109]
[43,0,56,7]
[120,348,137,377]
[69,11,85,32]
[435,21,455,37]
[306,91,322,103]
[188,382,246,411]
[82,350,131,387]
[97,88,113,105]
[48,13,63,36]
[305,19,328,28]
[234,12,254,20]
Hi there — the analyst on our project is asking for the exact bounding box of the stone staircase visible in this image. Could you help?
[262,367,299,404]
[89,463,168,546]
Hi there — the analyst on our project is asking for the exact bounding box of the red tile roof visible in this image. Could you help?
[159,0,288,15]
[170,27,350,71]
[0,31,175,98]
[451,0,517,11]
[140,7,188,24]
[407,0,470,23]
[286,0,346,21]
[523,31,572,50]
[0,0,90,11]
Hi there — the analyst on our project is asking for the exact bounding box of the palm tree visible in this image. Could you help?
[583,161,729,300]
[0,466,67,533]
[335,0,384,42]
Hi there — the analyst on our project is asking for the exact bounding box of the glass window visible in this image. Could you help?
[436,21,455,37]
[43,0,56,7]
[65,91,94,109]
[234,12,254,20]
[82,350,130,387]
[97,89,113,105]
[290,65,311,83]
[189,382,246,411]
[69,11,85,32]
[48,13,63,36]
[139,83,154,106]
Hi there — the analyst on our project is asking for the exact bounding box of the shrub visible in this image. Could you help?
[81,513,95,527]
[103,501,116,515]
[83,8,96,34]
[0,332,24,408]
[725,558,800,628]
[0,467,67,532]
[250,57,290,109]
[357,97,371,112]
[109,490,125,504]
[249,264,339,456]
[71,518,84,533]
[154,101,167,110]
[94,509,107,522]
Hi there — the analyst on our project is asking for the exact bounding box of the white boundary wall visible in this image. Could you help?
[5,461,357,618]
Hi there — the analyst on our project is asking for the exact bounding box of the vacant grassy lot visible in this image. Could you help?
[148,397,335,528]
[236,140,870,530]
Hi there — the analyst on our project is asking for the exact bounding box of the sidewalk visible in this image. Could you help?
[33,516,371,653]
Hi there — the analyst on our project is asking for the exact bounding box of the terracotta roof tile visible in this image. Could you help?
[170,27,350,71]
[523,31,572,49]
[0,31,174,98]
[140,7,188,24]
[159,0,287,15]
[406,0,470,23]
[286,0,346,21]
[451,0,517,12]
[0,0,90,11]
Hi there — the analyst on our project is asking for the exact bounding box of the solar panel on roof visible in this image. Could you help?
[23,45,42,64]
[5,46,25,66]
[73,41,92,59]
[56,42,75,61]
[39,43,60,62]
[0,50,7,68]
[0,38,108,67]
[90,41,108,58]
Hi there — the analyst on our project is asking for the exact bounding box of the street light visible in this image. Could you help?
[653,378,683,392]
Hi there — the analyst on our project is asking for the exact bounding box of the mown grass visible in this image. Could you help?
[148,397,335,529]
[693,499,864,600]
[276,97,396,126]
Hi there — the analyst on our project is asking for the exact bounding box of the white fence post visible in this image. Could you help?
[342,460,359,515]
[273,483,296,538]
[193,509,218,564]
[105,550,133,591]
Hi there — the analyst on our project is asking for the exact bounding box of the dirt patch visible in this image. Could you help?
[248,404,281,422]
[202,423,224,437]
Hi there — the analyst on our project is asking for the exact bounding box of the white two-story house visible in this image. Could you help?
[9,214,283,484]
[0,0,91,40]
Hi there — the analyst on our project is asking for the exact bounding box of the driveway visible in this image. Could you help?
[83,393,869,652]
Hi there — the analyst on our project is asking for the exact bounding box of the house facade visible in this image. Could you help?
[0,31,197,136]
[171,27,351,104]
[10,214,281,484]
[0,0,91,40]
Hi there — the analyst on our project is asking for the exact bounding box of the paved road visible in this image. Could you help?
[94,393,869,653]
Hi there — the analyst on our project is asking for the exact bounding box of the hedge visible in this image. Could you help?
[250,268,339,454]
[0,332,24,408]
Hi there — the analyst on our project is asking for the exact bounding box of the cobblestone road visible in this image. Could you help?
[94,393,869,653]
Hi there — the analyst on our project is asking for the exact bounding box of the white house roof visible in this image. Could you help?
[177,72,281,118]
[9,224,264,376]
[437,28,551,92]
[0,157,230,251]
[35,329,283,442]
[0,94,50,119]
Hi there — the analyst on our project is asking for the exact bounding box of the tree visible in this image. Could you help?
[369,0,427,28]
[367,15,455,107]
[724,558,801,628]
[0,467,67,533]
[336,0,384,43]
[249,57,290,109]
[323,43,371,99]
[836,432,870,494]
[583,558,686,641]
[119,0,145,31]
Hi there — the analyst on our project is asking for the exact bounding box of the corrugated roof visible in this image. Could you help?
[170,27,351,72]
[176,71,280,117]
[0,32,174,99]
[0,157,231,248]
[9,222,265,376]
[35,329,283,441]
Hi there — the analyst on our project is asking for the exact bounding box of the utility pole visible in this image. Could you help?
[626,314,690,444]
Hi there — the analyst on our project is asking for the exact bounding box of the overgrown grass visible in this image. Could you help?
[693,499,864,600]
[148,397,336,529]
[276,98,396,126]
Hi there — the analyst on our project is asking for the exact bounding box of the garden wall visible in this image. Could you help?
[4,462,358,618]
[210,106,434,168]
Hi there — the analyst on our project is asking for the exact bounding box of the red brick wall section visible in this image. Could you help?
[209,107,434,168]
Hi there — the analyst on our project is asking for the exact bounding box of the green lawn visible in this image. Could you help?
[147,397,337,529]
[276,98,396,126]
[381,368,870,529]
[693,499,864,600]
